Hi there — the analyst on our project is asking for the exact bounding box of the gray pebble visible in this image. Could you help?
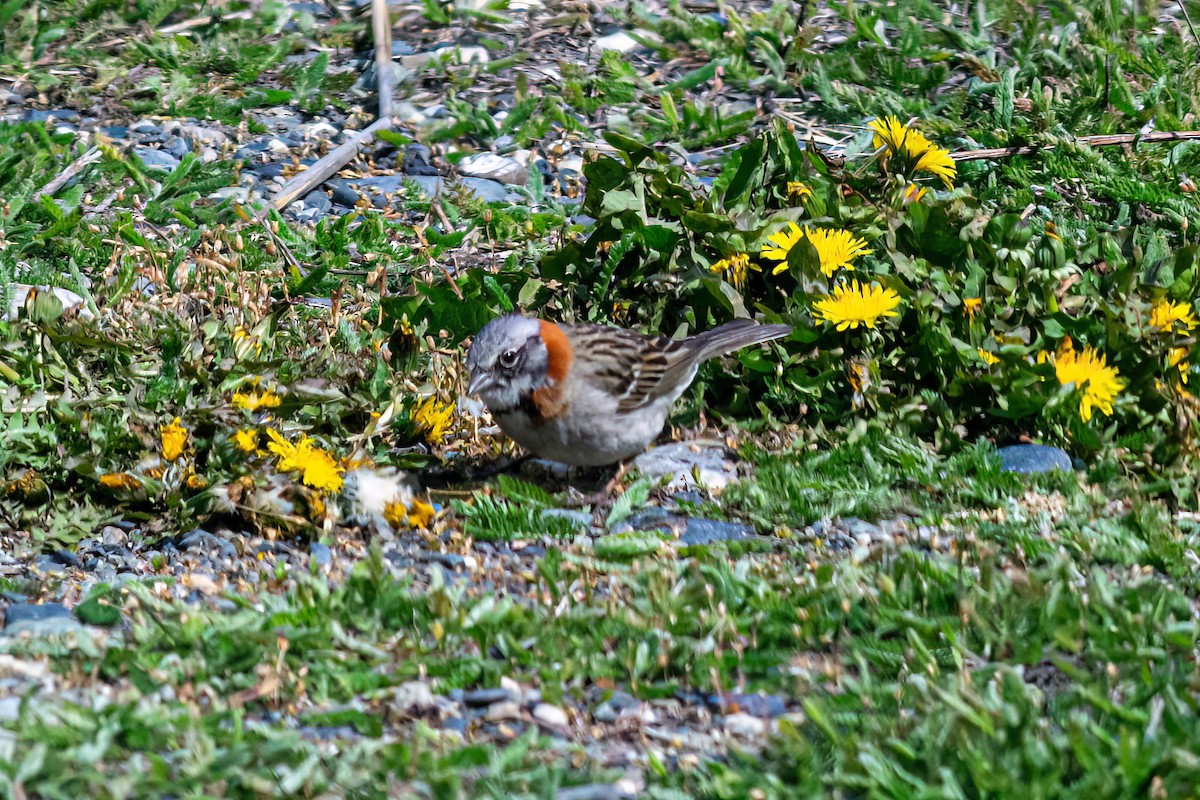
[997,444,1073,475]
[133,146,181,172]
[302,190,332,214]
[309,543,332,567]
[680,518,754,546]
[461,688,512,707]
[4,603,86,637]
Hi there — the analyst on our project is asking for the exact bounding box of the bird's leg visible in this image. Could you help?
[562,461,629,510]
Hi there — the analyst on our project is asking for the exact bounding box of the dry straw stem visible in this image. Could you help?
[951,130,1200,161]
[32,146,101,201]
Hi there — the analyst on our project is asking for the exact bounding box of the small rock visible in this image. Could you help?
[5,284,94,323]
[633,442,738,491]
[399,45,490,70]
[26,108,81,123]
[458,153,526,185]
[462,688,511,707]
[722,712,767,737]
[130,119,160,133]
[327,178,362,207]
[393,681,437,713]
[162,135,191,159]
[461,177,514,203]
[303,122,339,140]
[594,31,644,53]
[485,700,521,722]
[680,518,754,547]
[711,692,787,718]
[593,690,638,722]
[0,697,20,722]
[4,604,86,637]
[842,517,884,544]
[402,143,438,175]
[49,549,81,568]
[33,556,68,574]
[532,703,569,728]
[996,444,1073,475]
[133,146,181,172]
[309,542,332,567]
[302,190,333,215]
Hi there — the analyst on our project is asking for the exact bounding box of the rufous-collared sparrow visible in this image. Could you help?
[465,314,792,466]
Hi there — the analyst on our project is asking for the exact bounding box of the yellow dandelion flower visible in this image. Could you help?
[1048,339,1125,422]
[1170,347,1190,384]
[1150,299,1198,332]
[415,397,455,444]
[786,181,813,202]
[185,469,208,490]
[963,297,983,318]
[98,472,141,490]
[813,281,902,331]
[383,497,437,530]
[977,348,1000,365]
[761,221,805,263]
[805,228,873,277]
[765,225,872,277]
[709,253,759,290]
[912,144,957,188]
[232,327,263,359]
[232,388,283,411]
[267,429,344,492]
[160,417,188,462]
[868,116,956,188]
[902,183,928,204]
[868,116,912,155]
[234,428,260,453]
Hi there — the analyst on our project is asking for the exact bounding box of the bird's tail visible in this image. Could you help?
[687,319,792,362]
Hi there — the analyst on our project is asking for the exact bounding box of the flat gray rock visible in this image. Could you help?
[997,444,1073,475]
[680,518,754,546]
[4,603,86,637]
[632,442,738,491]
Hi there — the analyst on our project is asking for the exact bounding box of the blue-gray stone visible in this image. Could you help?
[26,108,80,123]
[996,444,1073,475]
[302,190,332,214]
[402,143,436,175]
[133,146,181,172]
[162,135,191,159]
[707,691,787,718]
[461,688,511,707]
[327,178,362,207]
[461,177,514,203]
[4,603,85,636]
[680,518,754,546]
[309,543,332,567]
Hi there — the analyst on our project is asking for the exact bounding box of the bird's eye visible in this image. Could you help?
[498,349,520,369]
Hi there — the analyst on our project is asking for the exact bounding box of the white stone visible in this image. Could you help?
[458,153,525,185]
[4,284,94,323]
[723,712,766,737]
[400,46,490,70]
[533,703,569,728]
[595,31,643,53]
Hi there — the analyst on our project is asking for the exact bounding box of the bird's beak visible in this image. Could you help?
[467,372,495,397]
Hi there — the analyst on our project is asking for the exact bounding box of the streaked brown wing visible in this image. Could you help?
[563,323,694,413]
